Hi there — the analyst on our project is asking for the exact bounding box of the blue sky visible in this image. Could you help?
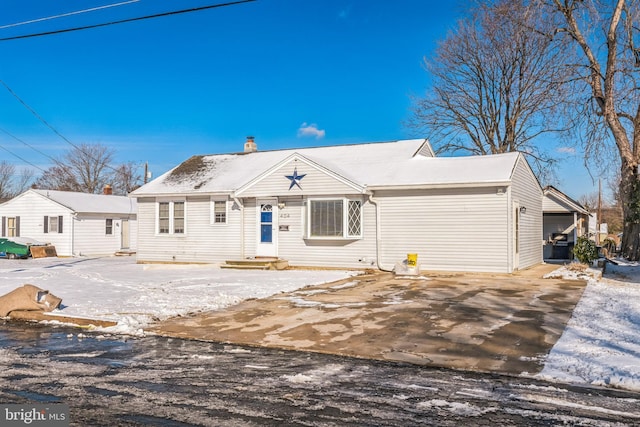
[0,0,601,200]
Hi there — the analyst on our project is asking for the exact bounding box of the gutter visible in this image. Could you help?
[367,191,393,272]
[366,180,512,191]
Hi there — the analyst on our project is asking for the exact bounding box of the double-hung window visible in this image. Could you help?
[105,219,114,235]
[157,200,186,235]
[44,216,63,234]
[308,198,362,239]
[211,199,227,224]
[7,217,17,237]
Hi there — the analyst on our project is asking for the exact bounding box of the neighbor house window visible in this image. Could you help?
[7,217,17,237]
[44,216,63,234]
[211,199,227,224]
[2,216,19,237]
[308,198,362,238]
[157,201,186,235]
[105,219,113,235]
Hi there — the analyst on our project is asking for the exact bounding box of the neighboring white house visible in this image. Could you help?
[542,185,591,260]
[0,188,137,257]
[130,138,543,273]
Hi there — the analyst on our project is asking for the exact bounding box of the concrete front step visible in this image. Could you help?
[221,258,289,271]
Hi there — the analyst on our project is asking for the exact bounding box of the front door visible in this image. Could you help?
[121,219,130,250]
[257,199,278,257]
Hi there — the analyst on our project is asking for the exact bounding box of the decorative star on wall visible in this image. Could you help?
[285,167,306,190]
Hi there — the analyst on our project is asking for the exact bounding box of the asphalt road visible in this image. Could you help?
[1,321,639,426]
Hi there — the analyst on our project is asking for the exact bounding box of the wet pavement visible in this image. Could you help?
[1,321,640,426]
[151,264,585,375]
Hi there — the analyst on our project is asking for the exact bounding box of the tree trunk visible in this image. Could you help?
[620,161,640,260]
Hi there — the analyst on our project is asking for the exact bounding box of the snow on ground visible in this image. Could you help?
[0,256,354,335]
[1,255,640,393]
[539,260,640,392]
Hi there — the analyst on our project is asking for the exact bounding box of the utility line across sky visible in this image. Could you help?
[0,0,257,42]
[0,0,140,30]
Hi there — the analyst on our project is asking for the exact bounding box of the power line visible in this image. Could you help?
[0,79,83,154]
[0,1,140,30]
[0,0,257,42]
[0,138,48,173]
[0,79,124,176]
[0,126,59,165]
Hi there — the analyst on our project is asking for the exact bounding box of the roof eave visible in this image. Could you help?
[366,180,513,191]
[130,190,235,199]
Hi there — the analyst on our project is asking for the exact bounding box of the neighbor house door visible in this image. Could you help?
[121,219,130,250]
[256,199,278,257]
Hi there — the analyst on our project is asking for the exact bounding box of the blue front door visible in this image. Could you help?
[261,204,273,243]
[257,201,277,257]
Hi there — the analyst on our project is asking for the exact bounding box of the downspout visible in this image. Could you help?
[232,196,245,259]
[367,191,393,272]
[71,213,76,256]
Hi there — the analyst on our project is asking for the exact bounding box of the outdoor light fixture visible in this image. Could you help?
[520,206,527,214]
[278,202,286,209]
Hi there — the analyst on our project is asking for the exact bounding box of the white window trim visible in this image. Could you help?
[105,218,114,236]
[156,199,187,236]
[305,197,363,240]
[210,198,228,225]
[7,217,17,237]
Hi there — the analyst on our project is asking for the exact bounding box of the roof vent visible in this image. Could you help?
[244,136,257,153]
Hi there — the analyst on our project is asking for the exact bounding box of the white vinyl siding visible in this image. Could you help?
[73,214,136,256]
[375,188,510,273]
[510,157,543,270]
[0,192,73,256]
[0,190,137,257]
[274,197,377,268]
[137,196,243,263]
[238,160,361,198]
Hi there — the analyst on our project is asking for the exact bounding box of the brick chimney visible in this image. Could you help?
[244,136,257,153]
[103,184,113,195]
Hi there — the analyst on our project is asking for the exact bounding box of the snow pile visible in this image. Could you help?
[539,261,640,392]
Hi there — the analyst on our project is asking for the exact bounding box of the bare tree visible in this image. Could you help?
[111,161,143,195]
[543,0,640,258]
[35,144,115,194]
[409,0,571,180]
[67,143,115,193]
[0,161,35,200]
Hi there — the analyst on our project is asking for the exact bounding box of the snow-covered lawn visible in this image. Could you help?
[0,256,354,335]
[1,256,639,393]
[539,261,640,392]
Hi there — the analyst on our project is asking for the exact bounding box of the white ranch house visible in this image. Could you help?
[0,189,137,257]
[131,138,543,273]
